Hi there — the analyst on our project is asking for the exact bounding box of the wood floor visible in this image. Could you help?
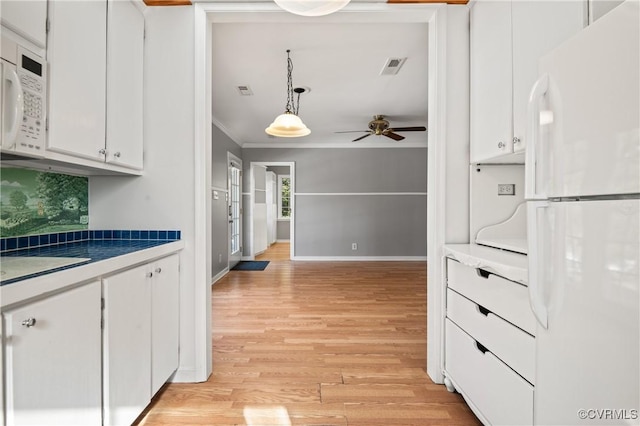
[135,242,480,426]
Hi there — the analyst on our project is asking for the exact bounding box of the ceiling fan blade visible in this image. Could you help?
[352,133,372,142]
[390,126,427,132]
[335,130,369,134]
[384,131,405,141]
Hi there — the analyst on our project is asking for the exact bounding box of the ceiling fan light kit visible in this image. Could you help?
[274,0,351,17]
[265,50,311,138]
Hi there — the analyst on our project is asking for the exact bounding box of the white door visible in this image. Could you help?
[530,2,639,198]
[252,164,268,256]
[47,0,107,160]
[531,199,639,425]
[150,254,180,395]
[105,0,144,169]
[3,281,102,426]
[266,171,276,245]
[228,155,242,268]
[103,264,151,426]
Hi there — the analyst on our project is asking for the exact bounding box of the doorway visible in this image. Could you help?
[249,161,295,260]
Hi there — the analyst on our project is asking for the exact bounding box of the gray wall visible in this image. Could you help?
[242,148,427,258]
[211,124,242,278]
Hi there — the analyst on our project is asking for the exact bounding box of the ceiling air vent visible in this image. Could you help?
[237,85,254,96]
[380,57,407,76]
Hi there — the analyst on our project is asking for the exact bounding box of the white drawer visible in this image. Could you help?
[447,289,535,384]
[445,319,533,426]
[447,258,537,335]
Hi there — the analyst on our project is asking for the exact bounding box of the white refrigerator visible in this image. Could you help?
[525,1,639,425]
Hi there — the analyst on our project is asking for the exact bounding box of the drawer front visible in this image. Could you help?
[445,319,533,426]
[447,289,535,384]
[447,258,537,335]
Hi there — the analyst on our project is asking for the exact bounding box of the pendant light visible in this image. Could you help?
[274,0,350,17]
[265,50,311,138]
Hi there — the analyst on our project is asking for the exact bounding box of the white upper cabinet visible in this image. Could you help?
[46,0,144,172]
[470,0,585,164]
[106,0,144,170]
[0,0,47,48]
[47,0,107,161]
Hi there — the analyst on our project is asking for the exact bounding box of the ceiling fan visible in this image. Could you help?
[336,115,427,142]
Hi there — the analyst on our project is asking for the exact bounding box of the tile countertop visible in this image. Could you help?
[443,243,528,285]
[0,231,185,308]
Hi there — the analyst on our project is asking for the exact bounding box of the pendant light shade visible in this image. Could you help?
[265,50,311,138]
[274,0,350,17]
[266,112,311,137]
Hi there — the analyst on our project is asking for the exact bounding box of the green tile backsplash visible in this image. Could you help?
[0,168,88,238]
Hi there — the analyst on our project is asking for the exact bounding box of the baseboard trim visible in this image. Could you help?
[211,267,229,285]
[292,256,427,262]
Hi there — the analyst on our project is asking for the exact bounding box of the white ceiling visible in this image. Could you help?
[209,4,432,148]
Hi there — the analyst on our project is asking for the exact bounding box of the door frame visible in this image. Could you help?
[248,161,295,260]
[227,152,243,269]
[195,2,450,384]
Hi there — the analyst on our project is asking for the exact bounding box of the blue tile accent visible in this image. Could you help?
[18,237,28,249]
[1,229,180,254]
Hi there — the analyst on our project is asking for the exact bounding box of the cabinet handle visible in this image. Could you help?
[155,267,162,274]
[497,141,505,149]
[513,136,521,144]
[146,272,153,278]
[113,152,121,158]
[21,318,37,328]
[98,148,107,156]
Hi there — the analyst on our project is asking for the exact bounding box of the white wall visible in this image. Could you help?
[90,6,211,383]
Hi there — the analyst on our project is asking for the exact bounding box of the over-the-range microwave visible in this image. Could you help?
[1,31,47,158]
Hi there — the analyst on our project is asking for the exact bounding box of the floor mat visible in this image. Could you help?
[231,261,270,271]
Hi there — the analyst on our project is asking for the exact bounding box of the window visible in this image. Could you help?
[278,175,291,219]
[229,162,241,254]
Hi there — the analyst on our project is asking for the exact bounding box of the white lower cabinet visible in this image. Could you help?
[103,254,180,426]
[2,281,102,426]
[444,258,535,425]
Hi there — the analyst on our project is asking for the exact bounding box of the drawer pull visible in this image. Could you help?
[475,341,489,354]
[477,305,491,316]
[476,268,491,279]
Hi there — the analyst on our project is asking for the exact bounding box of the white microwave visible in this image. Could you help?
[1,34,47,158]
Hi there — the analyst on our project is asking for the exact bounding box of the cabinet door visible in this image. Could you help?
[47,0,107,161]
[106,0,144,170]
[0,0,47,48]
[103,264,151,426]
[3,281,102,426]
[511,0,585,154]
[470,0,513,163]
[151,254,180,395]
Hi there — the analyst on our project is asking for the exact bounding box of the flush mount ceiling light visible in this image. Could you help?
[265,49,311,138]
[274,0,350,16]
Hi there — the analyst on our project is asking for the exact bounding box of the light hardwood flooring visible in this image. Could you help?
[135,242,480,426]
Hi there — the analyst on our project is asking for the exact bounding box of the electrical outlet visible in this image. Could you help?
[498,184,515,196]
[351,243,358,250]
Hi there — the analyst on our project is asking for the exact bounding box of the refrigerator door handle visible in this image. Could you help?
[525,73,549,200]
[527,201,549,329]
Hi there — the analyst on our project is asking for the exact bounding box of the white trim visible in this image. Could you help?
[191,4,211,382]
[426,5,447,385]
[276,239,291,243]
[211,267,229,285]
[295,192,427,196]
[292,256,428,262]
